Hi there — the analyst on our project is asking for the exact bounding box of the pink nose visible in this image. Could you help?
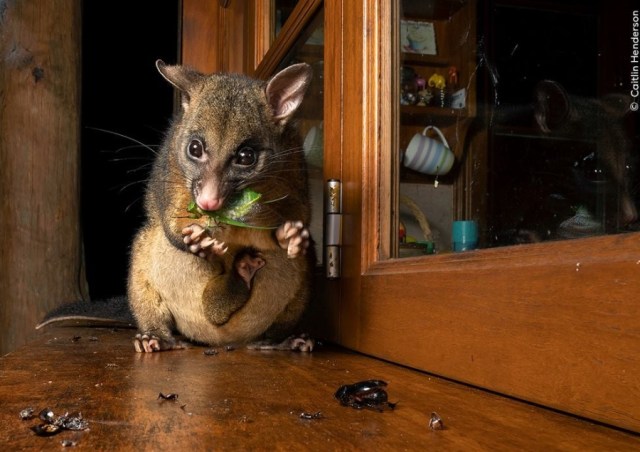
[195,180,225,211]
[197,197,224,211]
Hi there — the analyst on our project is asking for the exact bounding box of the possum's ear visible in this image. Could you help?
[156,59,204,110]
[266,63,313,123]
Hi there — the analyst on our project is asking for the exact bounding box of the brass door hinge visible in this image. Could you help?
[325,179,342,279]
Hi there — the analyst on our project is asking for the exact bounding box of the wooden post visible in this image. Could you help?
[0,0,86,354]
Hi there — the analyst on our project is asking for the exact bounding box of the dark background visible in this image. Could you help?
[81,1,179,299]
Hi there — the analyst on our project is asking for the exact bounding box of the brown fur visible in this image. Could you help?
[128,61,314,351]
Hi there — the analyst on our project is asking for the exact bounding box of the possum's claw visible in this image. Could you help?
[133,333,161,353]
[133,333,188,353]
[276,221,310,258]
[182,224,227,258]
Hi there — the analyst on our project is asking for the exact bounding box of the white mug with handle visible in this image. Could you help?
[403,125,455,176]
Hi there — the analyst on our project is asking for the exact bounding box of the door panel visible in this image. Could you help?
[335,0,640,432]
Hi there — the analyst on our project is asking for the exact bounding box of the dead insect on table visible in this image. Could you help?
[59,413,89,431]
[29,409,88,437]
[158,392,179,401]
[334,379,397,411]
[19,407,35,420]
[31,423,61,436]
[429,411,444,430]
[39,408,56,423]
[299,411,323,420]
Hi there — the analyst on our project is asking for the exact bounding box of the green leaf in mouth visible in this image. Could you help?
[187,188,277,230]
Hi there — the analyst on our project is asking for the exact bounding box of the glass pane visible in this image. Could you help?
[396,0,638,257]
[275,9,324,262]
[274,0,301,38]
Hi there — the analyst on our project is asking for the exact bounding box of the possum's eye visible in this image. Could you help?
[187,139,205,159]
[234,147,257,167]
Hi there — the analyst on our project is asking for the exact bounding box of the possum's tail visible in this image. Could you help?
[35,295,135,330]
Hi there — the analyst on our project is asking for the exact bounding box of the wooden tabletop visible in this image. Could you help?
[1,326,638,450]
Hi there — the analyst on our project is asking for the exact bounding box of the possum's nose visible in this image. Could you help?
[198,197,225,211]
[195,179,225,211]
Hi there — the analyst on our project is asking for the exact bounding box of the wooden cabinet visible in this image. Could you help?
[182,0,640,433]
[396,1,479,254]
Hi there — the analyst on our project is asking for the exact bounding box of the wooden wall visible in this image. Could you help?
[0,0,87,355]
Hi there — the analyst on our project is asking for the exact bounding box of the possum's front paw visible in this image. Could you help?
[275,221,310,258]
[182,224,228,258]
[133,333,188,353]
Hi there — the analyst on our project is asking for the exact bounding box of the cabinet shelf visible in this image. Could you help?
[401,104,468,126]
[492,125,596,144]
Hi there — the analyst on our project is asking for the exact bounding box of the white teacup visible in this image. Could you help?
[403,126,455,176]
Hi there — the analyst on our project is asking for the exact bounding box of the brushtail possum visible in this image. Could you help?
[129,60,316,352]
[533,80,637,230]
[38,61,316,353]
